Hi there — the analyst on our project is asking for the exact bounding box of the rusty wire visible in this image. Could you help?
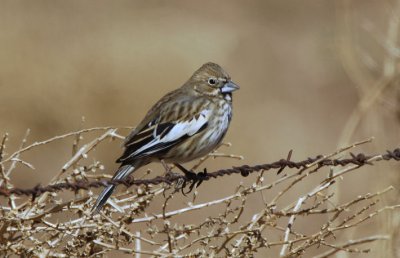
[0,148,399,198]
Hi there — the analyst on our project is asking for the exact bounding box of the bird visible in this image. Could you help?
[92,62,240,214]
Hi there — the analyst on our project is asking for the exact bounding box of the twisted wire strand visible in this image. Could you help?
[1,148,399,198]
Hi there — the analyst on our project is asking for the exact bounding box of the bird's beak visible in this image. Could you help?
[221,81,240,93]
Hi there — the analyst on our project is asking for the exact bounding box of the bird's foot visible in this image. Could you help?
[173,163,208,195]
[165,171,181,178]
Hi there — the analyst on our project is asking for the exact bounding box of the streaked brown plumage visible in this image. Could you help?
[92,62,239,214]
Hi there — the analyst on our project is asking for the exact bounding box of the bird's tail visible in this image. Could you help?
[91,163,138,214]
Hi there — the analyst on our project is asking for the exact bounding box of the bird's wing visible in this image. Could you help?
[122,88,181,147]
[117,108,210,163]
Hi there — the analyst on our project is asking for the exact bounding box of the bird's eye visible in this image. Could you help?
[208,78,217,85]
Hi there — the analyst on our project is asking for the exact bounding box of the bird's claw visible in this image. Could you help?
[181,168,208,195]
[174,163,208,195]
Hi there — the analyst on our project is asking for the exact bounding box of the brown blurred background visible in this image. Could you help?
[0,1,399,257]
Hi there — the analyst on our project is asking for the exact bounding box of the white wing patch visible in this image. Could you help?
[130,109,211,157]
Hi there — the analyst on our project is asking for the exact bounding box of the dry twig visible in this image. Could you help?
[0,129,398,257]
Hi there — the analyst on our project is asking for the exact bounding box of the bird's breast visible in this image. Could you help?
[164,100,232,163]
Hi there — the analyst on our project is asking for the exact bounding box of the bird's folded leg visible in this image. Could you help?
[161,160,173,176]
[173,163,208,195]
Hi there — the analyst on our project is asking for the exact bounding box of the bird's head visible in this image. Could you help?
[185,62,240,100]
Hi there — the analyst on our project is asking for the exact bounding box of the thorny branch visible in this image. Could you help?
[0,129,399,257]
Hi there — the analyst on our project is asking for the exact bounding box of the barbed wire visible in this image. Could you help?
[0,148,399,198]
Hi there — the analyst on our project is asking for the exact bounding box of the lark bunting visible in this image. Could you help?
[92,62,240,214]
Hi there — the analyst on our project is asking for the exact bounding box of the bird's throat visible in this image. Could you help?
[223,92,232,102]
